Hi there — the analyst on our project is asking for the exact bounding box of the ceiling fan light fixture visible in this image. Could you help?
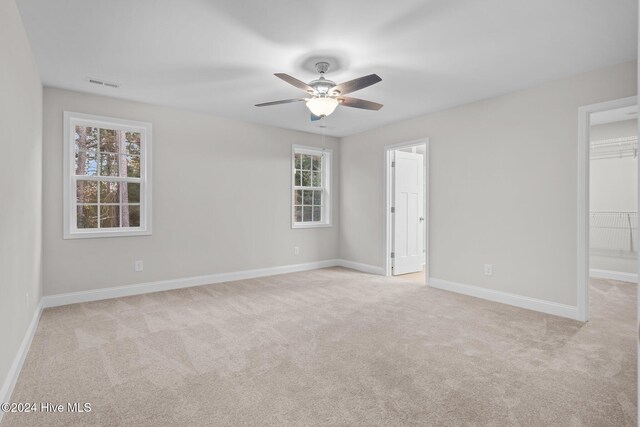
[306,97,339,117]
[256,64,383,120]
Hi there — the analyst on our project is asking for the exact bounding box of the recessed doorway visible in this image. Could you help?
[384,139,429,283]
[577,96,638,322]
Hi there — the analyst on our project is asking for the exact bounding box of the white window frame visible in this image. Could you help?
[291,145,332,229]
[63,111,152,239]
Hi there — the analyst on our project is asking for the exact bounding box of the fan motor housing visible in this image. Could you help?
[309,77,336,95]
[308,62,338,96]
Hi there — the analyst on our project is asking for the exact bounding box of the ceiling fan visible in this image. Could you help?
[255,62,383,121]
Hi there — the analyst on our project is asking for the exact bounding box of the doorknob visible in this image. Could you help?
[419,217,424,222]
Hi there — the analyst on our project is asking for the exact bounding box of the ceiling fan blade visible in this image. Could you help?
[310,113,322,122]
[255,98,308,107]
[274,73,315,93]
[338,96,383,111]
[331,74,381,95]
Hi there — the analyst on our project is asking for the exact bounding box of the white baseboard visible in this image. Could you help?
[42,258,386,309]
[336,259,385,275]
[429,278,579,320]
[0,301,42,422]
[589,269,638,283]
[43,259,345,308]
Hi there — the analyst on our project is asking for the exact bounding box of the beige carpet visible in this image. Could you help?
[1,268,636,426]
[394,267,427,284]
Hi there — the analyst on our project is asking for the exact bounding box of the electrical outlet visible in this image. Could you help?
[135,260,144,272]
[484,264,493,276]
[294,246,300,256]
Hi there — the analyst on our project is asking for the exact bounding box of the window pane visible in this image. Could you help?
[301,171,311,187]
[75,150,97,176]
[312,172,321,187]
[77,205,98,229]
[85,127,98,150]
[312,155,321,171]
[126,154,141,178]
[123,183,140,204]
[100,153,119,176]
[303,190,313,205]
[295,206,302,222]
[294,190,303,205]
[100,205,120,228]
[99,128,118,153]
[126,132,141,156]
[68,116,148,237]
[313,190,322,206]
[76,180,98,203]
[121,205,140,227]
[100,181,120,203]
[294,153,301,169]
[303,206,312,222]
[75,126,98,152]
[313,206,321,222]
[295,171,301,186]
[302,155,311,170]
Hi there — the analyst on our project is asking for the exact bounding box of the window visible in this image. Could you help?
[292,145,332,228]
[63,112,152,238]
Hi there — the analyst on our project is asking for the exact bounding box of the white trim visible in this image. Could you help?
[43,260,340,307]
[577,96,637,322]
[291,223,333,229]
[41,259,385,308]
[291,145,333,229]
[589,269,638,283]
[383,138,430,278]
[336,259,385,275]
[63,111,153,239]
[0,302,42,422]
[429,278,579,320]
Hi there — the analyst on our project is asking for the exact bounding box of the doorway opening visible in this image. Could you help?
[384,139,429,284]
[578,96,638,322]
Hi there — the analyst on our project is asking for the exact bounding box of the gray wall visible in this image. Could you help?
[0,0,43,397]
[43,88,340,295]
[340,61,637,306]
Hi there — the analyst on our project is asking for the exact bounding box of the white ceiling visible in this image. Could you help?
[17,0,638,137]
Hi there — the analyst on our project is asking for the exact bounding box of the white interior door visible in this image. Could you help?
[393,150,424,275]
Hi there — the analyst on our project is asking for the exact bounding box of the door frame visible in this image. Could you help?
[577,95,637,322]
[383,138,430,279]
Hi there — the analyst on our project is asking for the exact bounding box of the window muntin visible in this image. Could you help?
[292,146,331,228]
[64,112,151,238]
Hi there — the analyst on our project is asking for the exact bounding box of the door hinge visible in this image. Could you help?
[390,207,395,213]
[391,161,395,167]
[390,252,395,259]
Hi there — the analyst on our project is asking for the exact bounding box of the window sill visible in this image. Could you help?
[64,228,152,239]
[291,222,332,229]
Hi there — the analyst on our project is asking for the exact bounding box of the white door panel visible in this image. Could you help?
[393,151,424,275]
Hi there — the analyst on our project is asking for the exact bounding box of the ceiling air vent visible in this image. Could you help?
[87,78,119,88]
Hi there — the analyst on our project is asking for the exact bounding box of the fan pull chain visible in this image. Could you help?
[322,116,326,146]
